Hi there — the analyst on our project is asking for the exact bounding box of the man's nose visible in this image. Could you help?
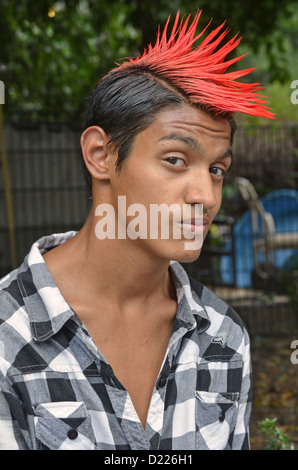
[184,170,218,209]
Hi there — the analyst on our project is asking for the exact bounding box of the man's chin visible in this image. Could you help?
[172,247,202,264]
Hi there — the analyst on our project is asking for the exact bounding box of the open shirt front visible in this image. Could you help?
[0,232,251,450]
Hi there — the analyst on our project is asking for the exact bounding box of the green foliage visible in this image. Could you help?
[0,0,142,120]
[236,2,298,125]
[259,418,295,450]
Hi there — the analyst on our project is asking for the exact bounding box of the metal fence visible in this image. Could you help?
[0,121,89,275]
[1,120,297,335]
[186,123,298,334]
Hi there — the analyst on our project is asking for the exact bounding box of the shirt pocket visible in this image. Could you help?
[34,401,97,450]
[195,391,240,450]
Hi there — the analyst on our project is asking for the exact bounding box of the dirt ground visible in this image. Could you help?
[249,335,298,450]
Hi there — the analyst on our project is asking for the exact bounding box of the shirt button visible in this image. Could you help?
[67,429,78,440]
[158,377,167,388]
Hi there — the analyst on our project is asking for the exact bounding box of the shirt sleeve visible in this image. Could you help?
[231,326,252,450]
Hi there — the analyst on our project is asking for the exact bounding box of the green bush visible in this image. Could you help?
[259,418,295,450]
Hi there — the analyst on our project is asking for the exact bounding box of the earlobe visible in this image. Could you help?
[80,126,112,180]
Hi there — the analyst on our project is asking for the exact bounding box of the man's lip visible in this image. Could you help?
[177,218,209,234]
[179,218,209,226]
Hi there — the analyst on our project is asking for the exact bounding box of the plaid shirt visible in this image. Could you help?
[0,232,251,450]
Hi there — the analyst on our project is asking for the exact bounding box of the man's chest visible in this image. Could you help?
[9,323,245,450]
[83,316,175,429]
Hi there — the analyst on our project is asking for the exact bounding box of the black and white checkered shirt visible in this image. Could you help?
[0,232,251,450]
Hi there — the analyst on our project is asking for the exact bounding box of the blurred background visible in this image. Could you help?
[0,0,298,449]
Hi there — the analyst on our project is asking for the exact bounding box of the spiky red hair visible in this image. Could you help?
[112,10,274,119]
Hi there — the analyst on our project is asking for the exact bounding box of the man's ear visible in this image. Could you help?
[80,126,113,180]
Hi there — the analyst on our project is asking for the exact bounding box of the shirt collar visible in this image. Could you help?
[18,232,77,342]
[19,232,210,342]
[169,261,210,333]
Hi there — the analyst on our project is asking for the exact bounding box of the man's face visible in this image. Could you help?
[106,103,232,263]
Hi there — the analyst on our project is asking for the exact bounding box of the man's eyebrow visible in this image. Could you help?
[158,134,201,153]
[223,148,233,160]
[159,133,233,160]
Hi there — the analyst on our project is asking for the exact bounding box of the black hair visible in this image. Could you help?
[81,68,236,192]
[82,70,188,191]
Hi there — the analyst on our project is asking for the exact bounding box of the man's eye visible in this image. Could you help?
[210,167,225,176]
[165,157,186,167]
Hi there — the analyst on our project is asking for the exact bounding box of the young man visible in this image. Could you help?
[0,11,273,450]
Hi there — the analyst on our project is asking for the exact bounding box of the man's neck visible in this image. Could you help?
[43,212,176,316]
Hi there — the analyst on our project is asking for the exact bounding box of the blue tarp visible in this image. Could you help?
[220,189,298,287]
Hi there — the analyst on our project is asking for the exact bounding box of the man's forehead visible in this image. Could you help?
[152,104,232,139]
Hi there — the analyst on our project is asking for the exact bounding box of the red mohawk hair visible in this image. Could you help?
[112,10,274,119]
